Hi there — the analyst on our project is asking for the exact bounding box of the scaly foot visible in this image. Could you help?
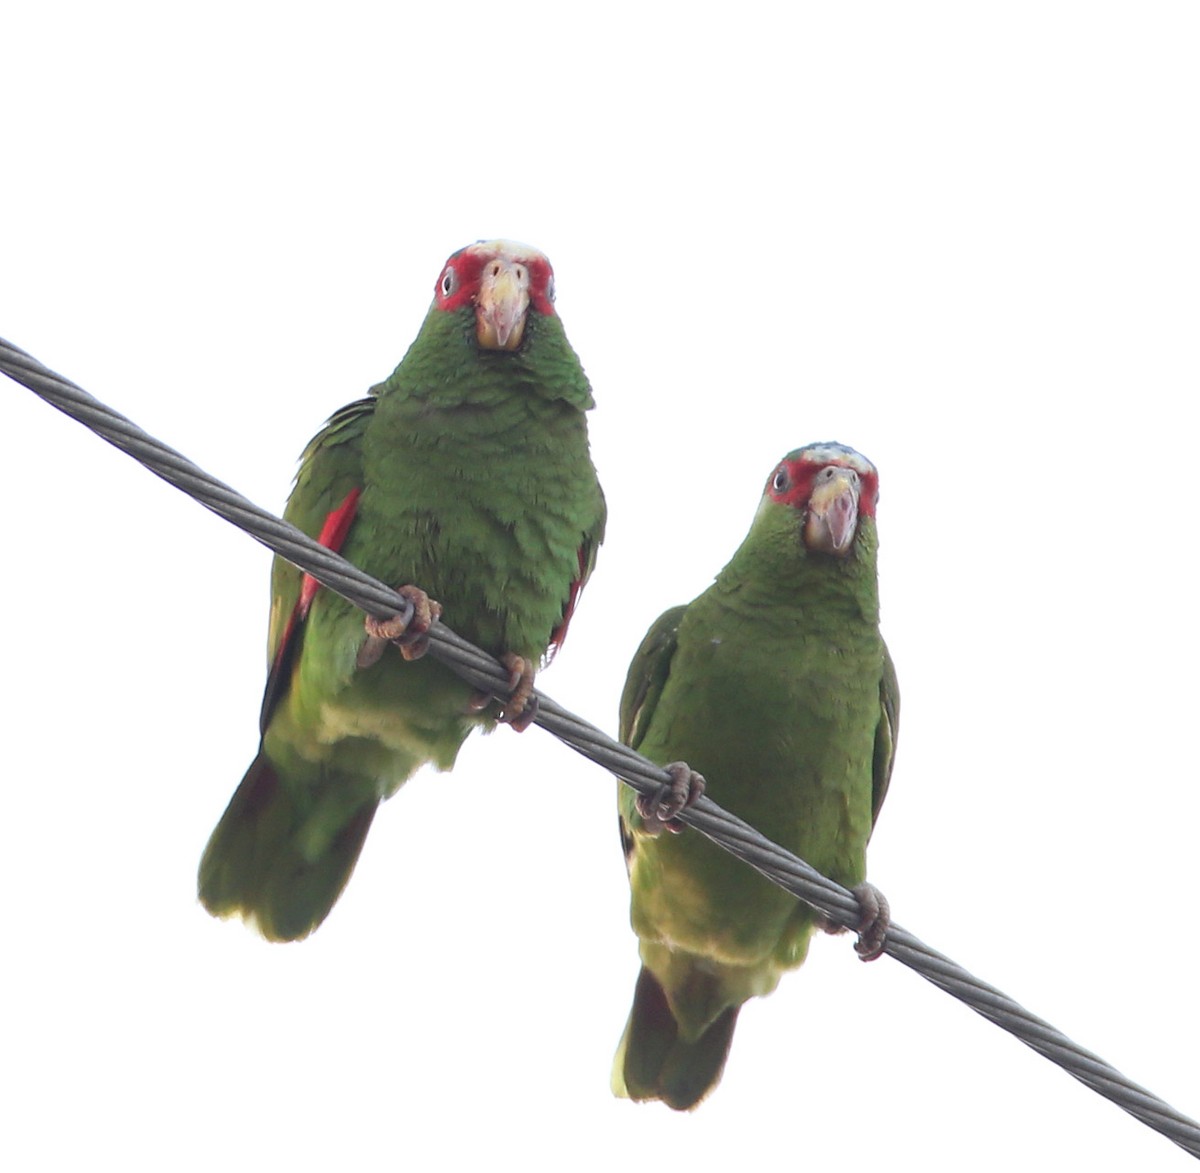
[817,881,890,961]
[467,652,539,732]
[636,761,706,835]
[851,882,890,961]
[357,585,442,667]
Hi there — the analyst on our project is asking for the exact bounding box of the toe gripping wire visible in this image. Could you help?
[3,334,1199,1161]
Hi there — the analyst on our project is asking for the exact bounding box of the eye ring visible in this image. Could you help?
[440,267,457,298]
[772,468,789,493]
[546,273,556,303]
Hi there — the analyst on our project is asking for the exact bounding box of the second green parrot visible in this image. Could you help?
[611,442,897,1110]
[199,240,606,942]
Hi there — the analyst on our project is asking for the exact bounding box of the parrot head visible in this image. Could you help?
[432,239,556,351]
[763,442,879,557]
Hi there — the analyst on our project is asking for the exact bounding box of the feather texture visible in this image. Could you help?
[199,244,605,941]
[612,444,895,1107]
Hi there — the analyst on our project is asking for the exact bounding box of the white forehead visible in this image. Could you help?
[465,239,549,264]
[797,443,876,476]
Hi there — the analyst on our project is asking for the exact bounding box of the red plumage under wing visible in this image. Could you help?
[546,543,590,664]
[298,487,363,616]
[259,487,362,734]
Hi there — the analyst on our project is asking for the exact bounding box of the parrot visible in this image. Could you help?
[198,239,606,942]
[611,442,897,1110]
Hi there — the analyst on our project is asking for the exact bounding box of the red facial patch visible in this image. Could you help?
[859,470,879,516]
[431,245,557,316]
[765,457,819,511]
[765,454,879,516]
[433,249,488,313]
[522,255,556,316]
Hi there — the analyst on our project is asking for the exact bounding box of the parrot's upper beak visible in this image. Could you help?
[804,469,861,555]
[475,258,531,351]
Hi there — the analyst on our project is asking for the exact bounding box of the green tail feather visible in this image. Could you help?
[613,966,740,1111]
[198,751,378,942]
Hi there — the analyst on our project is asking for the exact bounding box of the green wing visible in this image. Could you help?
[618,605,688,749]
[617,605,687,865]
[870,641,900,830]
[260,397,376,730]
[620,608,897,837]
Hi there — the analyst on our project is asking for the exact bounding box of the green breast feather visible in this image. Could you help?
[612,442,897,1110]
[199,241,605,942]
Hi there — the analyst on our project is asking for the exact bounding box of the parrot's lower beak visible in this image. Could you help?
[804,471,860,555]
[476,260,530,351]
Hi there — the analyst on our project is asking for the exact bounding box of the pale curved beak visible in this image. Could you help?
[476,259,531,350]
[804,470,861,555]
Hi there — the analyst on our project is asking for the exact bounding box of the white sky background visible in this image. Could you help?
[3,3,1198,1169]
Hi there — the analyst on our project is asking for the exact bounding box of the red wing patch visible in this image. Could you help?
[546,544,589,664]
[259,487,362,734]
[298,487,363,618]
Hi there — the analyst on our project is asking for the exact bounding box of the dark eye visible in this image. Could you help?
[772,467,789,492]
[546,273,556,302]
[441,267,457,297]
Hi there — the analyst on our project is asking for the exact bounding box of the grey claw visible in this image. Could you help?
[636,762,706,833]
[851,882,890,961]
[361,585,441,663]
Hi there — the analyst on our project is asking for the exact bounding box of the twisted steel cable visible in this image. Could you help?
[3,334,1198,1160]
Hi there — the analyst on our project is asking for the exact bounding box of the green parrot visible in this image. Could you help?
[611,442,897,1110]
[199,240,606,942]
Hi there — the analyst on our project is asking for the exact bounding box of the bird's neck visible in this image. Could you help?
[711,520,881,634]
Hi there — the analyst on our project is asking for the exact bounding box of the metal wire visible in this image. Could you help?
[3,333,1198,1160]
